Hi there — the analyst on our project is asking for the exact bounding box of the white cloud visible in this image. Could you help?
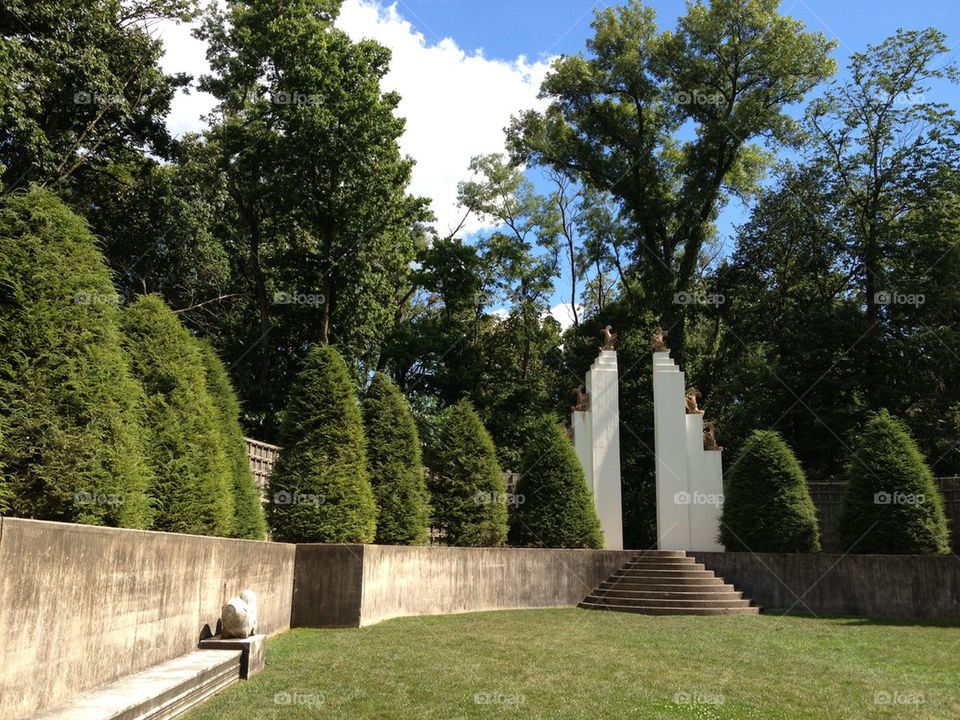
[156,0,552,234]
[336,0,551,234]
[155,19,216,137]
[546,303,581,332]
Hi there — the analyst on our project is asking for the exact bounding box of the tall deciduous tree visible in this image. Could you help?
[0,188,154,527]
[806,28,960,333]
[195,0,430,433]
[508,0,835,361]
[0,0,195,192]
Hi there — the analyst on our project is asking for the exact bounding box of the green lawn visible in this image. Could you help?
[186,609,960,719]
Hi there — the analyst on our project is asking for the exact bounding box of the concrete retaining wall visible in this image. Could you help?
[694,551,960,620]
[293,544,634,627]
[0,517,296,720]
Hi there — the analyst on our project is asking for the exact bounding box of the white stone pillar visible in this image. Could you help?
[653,351,725,551]
[572,410,593,496]
[588,351,623,550]
[653,352,690,549]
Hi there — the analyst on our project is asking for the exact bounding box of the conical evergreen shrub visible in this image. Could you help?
[0,188,153,527]
[425,400,508,546]
[122,294,234,535]
[0,418,10,514]
[363,373,430,544]
[199,341,266,540]
[720,430,821,552]
[509,420,603,548]
[267,345,376,543]
[840,410,950,554]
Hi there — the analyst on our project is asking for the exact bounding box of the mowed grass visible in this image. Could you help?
[185,609,960,720]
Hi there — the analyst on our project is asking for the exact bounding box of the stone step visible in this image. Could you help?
[590,588,743,601]
[584,595,752,609]
[622,561,705,571]
[601,577,726,588]
[578,601,760,616]
[33,649,242,720]
[614,568,717,579]
[629,550,689,559]
[622,558,700,568]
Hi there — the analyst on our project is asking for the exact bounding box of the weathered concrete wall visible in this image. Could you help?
[292,544,364,628]
[694,551,960,620]
[0,517,296,720]
[292,544,634,628]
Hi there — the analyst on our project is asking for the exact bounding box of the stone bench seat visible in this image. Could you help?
[32,649,242,720]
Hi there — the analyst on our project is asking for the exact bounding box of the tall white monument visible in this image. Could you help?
[572,326,624,550]
[652,328,724,551]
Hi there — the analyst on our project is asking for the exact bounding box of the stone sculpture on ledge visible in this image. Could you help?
[684,387,704,415]
[703,422,724,452]
[572,385,590,412]
[652,326,669,353]
[221,589,258,639]
[600,325,617,351]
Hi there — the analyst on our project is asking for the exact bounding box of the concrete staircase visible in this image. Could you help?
[579,550,759,616]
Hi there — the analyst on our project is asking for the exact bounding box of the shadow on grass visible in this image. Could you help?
[760,608,960,628]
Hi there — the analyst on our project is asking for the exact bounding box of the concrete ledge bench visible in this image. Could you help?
[33,649,242,720]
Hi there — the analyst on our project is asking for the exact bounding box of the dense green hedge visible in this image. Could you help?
[0,189,153,527]
[425,399,508,546]
[363,373,430,544]
[122,294,234,536]
[509,420,602,548]
[720,430,821,552]
[199,340,266,540]
[267,345,377,543]
[840,410,950,554]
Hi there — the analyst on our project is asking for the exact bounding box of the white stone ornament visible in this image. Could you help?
[221,589,258,639]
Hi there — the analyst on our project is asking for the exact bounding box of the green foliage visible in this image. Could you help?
[509,421,602,548]
[840,411,950,554]
[0,0,195,191]
[122,294,234,535]
[425,400,508,546]
[194,0,430,437]
[199,341,266,540]
[0,188,153,526]
[267,345,376,543]
[720,430,821,553]
[509,0,836,361]
[363,373,430,544]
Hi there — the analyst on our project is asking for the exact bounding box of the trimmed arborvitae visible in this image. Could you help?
[840,410,950,554]
[0,189,153,527]
[199,341,267,540]
[720,430,821,553]
[267,345,376,543]
[425,400,508,546]
[509,420,603,549]
[363,373,430,544]
[122,294,234,536]
[0,419,10,514]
